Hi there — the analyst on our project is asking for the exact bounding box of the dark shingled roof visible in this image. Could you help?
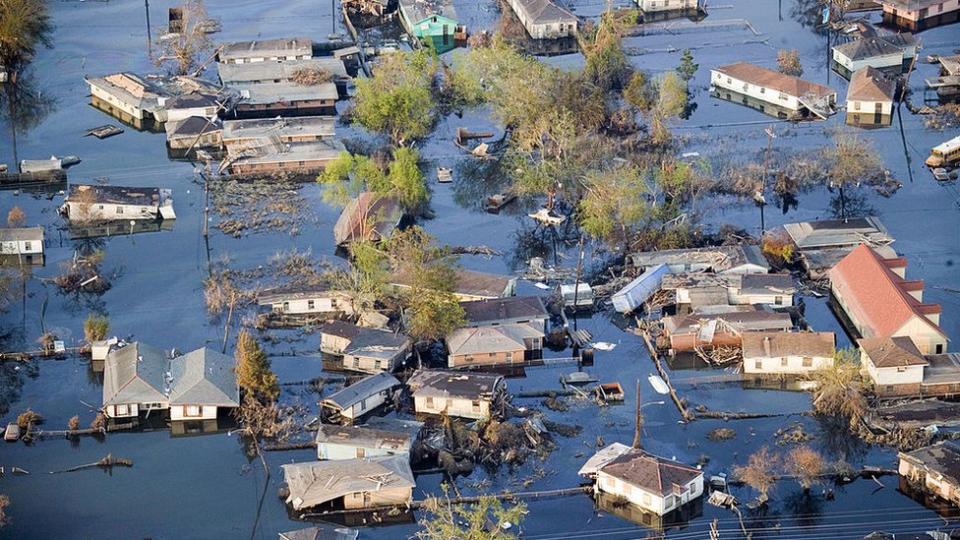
[900,441,960,491]
[834,36,901,61]
[460,296,547,325]
[600,449,703,497]
[407,369,504,400]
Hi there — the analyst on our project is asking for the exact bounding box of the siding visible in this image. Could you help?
[743,354,833,375]
[170,404,219,421]
[414,395,492,420]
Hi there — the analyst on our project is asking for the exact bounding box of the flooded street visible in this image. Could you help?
[1,0,960,538]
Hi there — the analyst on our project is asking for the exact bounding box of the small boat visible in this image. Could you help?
[437,167,453,183]
[561,371,598,385]
[648,374,670,395]
[4,423,20,442]
[596,382,625,401]
[85,124,124,139]
[485,193,515,213]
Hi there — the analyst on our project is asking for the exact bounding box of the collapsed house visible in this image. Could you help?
[628,245,770,275]
[899,442,960,506]
[281,455,415,511]
[662,308,793,352]
[407,369,506,420]
[321,372,401,421]
[315,418,423,461]
[661,272,796,310]
[61,184,176,223]
[711,62,837,120]
[333,192,403,246]
[741,332,836,375]
[781,216,895,279]
[319,321,411,374]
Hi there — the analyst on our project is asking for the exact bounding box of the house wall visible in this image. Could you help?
[168,131,223,149]
[846,98,893,127]
[342,350,406,374]
[833,50,903,72]
[343,486,412,509]
[743,354,833,374]
[170,404,219,421]
[268,295,353,315]
[89,84,145,119]
[104,401,169,418]
[414,395,492,420]
[668,331,742,352]
[730,291,794,307]
[342,390,389,420]
[224,133,327,152]
[881,0,960,22]
[321,334,352,354]
[221,53,311,64]
[230,156,337,176]
[712,70,802,112]
[166,106,219,123]
[861,351,925,396]
[234,98,336,117]
[0,238,42,255]
[65,201,158,222]
[596,471,703,516]
[317,442,407,461]
[448,348,525,368]
[638,0,699,11]
[900,458,960,504]
[897,318,948,354]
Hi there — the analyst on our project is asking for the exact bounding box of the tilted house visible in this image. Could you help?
[612,264,670,315]
[102,342,170,418]
[846,66,897,127]
[899,442,960,506]
[711,62,836,119]
[505,0,579,39]
[0,226,44,265]
[218,37,313,64]
[742,332,836,375]
[580,443,704,517]
[445,322,545,368]
[258,285,354,317]
[167,347,239,421]
[407,369,506,420]
[315,418,423,460]
[321,372,401,421]
[628,245,770,275]
[281,455,415,511]
[829,244,947,355]
[333,192,403,246]
[320,321,411,373]
[61,184,176,222]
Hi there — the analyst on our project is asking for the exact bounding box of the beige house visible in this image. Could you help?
[742,332,836,375]
[711,62,836,119]
[407,370,506,420]
[102,342,170,418]
[218,37,313,64]
[446,322,544,368]
[258,286,354,317]
[859,336,927,397]
[899,442,960,505]
[878,0,960,31]
[846,67,896,127]
[321,372,401,421]
[281,455,415,511]
[168,348,239,421]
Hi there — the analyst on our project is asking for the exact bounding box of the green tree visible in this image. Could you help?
[657,72,688,118]
[319,148,427,212]
[386,147,428,211]
[624,71,654,112]
[676,49,699,82]
[417,492,526,540]
[0,0,53,77]
[234,330,279,401]
[83,313,110,342]
[579,165,653,247]
[580,12,630,92]
[354,50,438,146]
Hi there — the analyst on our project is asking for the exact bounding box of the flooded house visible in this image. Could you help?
[321,372,401,421]
[61,184,176,223]
[741,332,836,375]
[899,442,960,506]
[0,226,44,265]
[315,418,423,460]
[226,139,346,176]
[782,216,895,278]
[397,0,463,53]
[86,72,166,128]
[163,93,220,122]
[281,455,415,511]
[710,62,837,119]
[333,192,403,246]
[860,336,960,397]
[829,244,947,355]
[635,0,701,13]
[504,0,579,40]
[258,285,354,318]
[877,0,960,31]
[231,81,339,117]
[846,67,897,127]
[165,116,223,150]
[831,34,916,77]
[460,296,548,329]
[445,322,545,368]
[102,342,170,418]
[579,443,704,517]
[217,57,348,86]
[662,309,793,352]
[628,245,770,275]
[221,116,336,153]
[407,369,506,420]
[662,272,795,310]
[168,347,239,422]
[320,322,411,373]
[391,268,518,301]
[218,37,313,64]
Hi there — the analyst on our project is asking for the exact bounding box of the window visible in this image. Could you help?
[937,344,944,354]
[726,77,731,84]
[754,360,763,370]
[426,396,434,408]
[802,357,813,368]
[374,360,382,370]
[854,101,861,111]
[116,206,123,214]
[775,296,784,305]
[352,357,360,368]
[779,92,788,101]
[465,355,474,363]
[330,298,338,308]
[115,404,129,416]
[886,385,895,393]
[488,352,496,357]
[186,405,201,417]
[505,351,513,362]
[760,87,765,94]
[472,400,481,412]
[282,301,289,312]
[307,300,315,310]
[897,367,907,373]
[24,242,31,251]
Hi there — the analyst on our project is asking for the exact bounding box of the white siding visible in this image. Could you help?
[170,404,219,421]
[65,201,159,222]
[744,354,833,374]
[414,395,491,420]
[317,442,408,461]
[269,294,353,315]
[0,239,42,255]
[711,70,807,112]
[833,50,903,72]
[89,84,145,119]
[847,98,893,116]
[596,471,704,516]
[342,392,389,420]
[638,0,699,11]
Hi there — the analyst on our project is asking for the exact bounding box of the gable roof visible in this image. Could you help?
[322,372,401,410]
[834,36,902,61]
[315,422,417,452]
[847,67,896,103]
[714,62,835,99]
[407,369,504,400]
[742,332,835,359]
[783,216,892,250]
[219,37,312,62]
[599,449,703,497]
[103,342,169,406]
[166,116,221,138]
[391,268,514,299]
[739,273,796,294]
[859,336,928,368]
[168,347,239,407]
[829,245,945,339]
[460,296,548,325]
[343,327,410,360]
[333,192,402,245]
[446,322,544,356]
[281,455,415,510]
[512,0,578,24]
[0,227,43,243]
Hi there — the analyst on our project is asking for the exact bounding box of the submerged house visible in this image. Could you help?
[218,37,313,64]
[390,268,517,302]
[711,62,837,119]
[86,72,166,127]
[0,227,44,265]
[407,369,506,420]
[846,67,897,127]
[168,347,239,421]
[165,116,223,150]
[315,418,423,460]
[876,0,960,31]
[258,285,354,317]
[505,0,579,39]
[662,309,793,352]
[445,322,545,368]
[662,272,795,309]
[832,34,917,77]
[226,139,346,176]
[781,216,895,278]
[61,184,176,223]
[231,81,339,117]
[899,442,960,506]
[221,116,336,153]
[218,58,348,86]
[333,192,403,246]
[829,244,947,355]
[281,455,415,511]
[628,245,770,275]
[579,443,704,517]
[163,93,220,122]
[321,372,401,421]
[320,322,411,374]
[636,0,701,12]
[102,342,170,418]
[460,296,549,329]
[741,332,836,375]
[397,0,463,52]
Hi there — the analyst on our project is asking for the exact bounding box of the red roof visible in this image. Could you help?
[829,244,944,339]
[714,62,835,99]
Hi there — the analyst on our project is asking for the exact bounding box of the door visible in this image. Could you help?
[874,102,882,124]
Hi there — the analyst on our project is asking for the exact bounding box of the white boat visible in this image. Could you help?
[648,374,669,395]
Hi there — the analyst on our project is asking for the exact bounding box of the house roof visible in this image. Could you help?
[321,320,368,340]
[233,81,338,105]
[739,273,796,295]
[278,525,359,540]
[859,336,928,368]
[919,353,960,386]
[398,0,458,25]
[663,310,793,335]
[165,116,221,138]
[103,342,169,406]
[834,36,902,61]
[782,216,892,250]
[578,442,633,477]
[68,184,164,206]
[281,455,415,510]
[222,116,336,142]
[407,369,504,400]
[343,327,410,360]
[391,268,514,299]
[713,62,835,99]
[900,441,960,490]
[315,422,417,452]
[829,244,945,339]
[878,0,943,10]
[219,37,312,62]
[0,227,43,242]
[599,448,703,497]
[741,332,835,359]
[231,140,346,168]
[847,67,896,103]
[168,347,239,407]
[629,245,769,272]
[446,322,544,356]
[333,192,402,245]
[322,372,401,410]
[219,58,347,84]
[86,73,163,112]
[165,92,219,109]
[460,296,548,325]
[511,0,578,24]
[258,284,344,305]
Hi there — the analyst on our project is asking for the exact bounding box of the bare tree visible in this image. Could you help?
[777,49,803,77]
[734,446,779,502]
[155,0,213,75]
[6,206,25,227]
[788,446,825,491]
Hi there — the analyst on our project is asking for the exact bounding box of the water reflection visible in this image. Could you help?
[1,73,58,162]
[595,491,703,534]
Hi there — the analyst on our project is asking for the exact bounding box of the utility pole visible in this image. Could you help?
[632,379,643,449]
[144,0,153,58]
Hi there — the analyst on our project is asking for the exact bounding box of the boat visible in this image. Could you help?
[596,382,625,401]
[85,124,124,139]
[4,423,20,442]
[485,193,515,213]
[437,167,453,183]
[648,374,670,395]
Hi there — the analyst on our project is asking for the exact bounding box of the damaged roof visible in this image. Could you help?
[511,0,578,24]
[834,36,902,61]
[664,310,793,335]
[629,245,769,272]
[315,422,417,452]
[900,441,960,490]
[258,284,346,305]
[741,332,835,359]
[460,296,548,325]
[322,372,401,410]
[333,192,402,245]
[68,184,165,206]
[218,57,347,84]
[281,455,415,510]
[782,216,892,250]
[219,37,312,62]
[407,369,505,400]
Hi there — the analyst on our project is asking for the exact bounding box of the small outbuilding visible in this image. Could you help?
[321,372,401,421]
[281,455,415,511]
[407,369,506,420]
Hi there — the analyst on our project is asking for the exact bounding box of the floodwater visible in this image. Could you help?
[1,0,959,538]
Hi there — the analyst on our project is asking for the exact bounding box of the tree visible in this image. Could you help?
[734,446,779,502]
[354,50,438,146]
[417,492,526,540]
[808,348,867,427]
[154,0,213,76]
[0,0,53,78]
[319,148,427,212]
[6,206,25,228]
[657,72,688,118]
[676,49,699,82]
[83,313,110,342]
[820,131,883,220]
[624,71,655,112]
[0,494,8,528]
[787,446,824,491]
[407,288,465,342]
[332,239,388,315]
[580,12,630,92]
[579,165,654,247]
[386,147,428,211]
[234,330,279,401]
[777,49,803,77]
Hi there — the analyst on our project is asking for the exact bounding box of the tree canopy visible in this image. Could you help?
[235,330,279,401]
[0,0,53,75]
[318,147,427,212]
[417,493,526,540]
[354,50,439,146]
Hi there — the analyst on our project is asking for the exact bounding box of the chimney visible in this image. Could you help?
[763,335,771,357]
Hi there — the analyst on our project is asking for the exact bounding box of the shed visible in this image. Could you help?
[321,372,401,421]
[560,282,594,308]
[612,264,669,314]
[281,455,415,510]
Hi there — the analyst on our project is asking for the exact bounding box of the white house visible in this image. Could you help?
[168,347,239,421]
[859,335,928,397]
[86,73,164,123]
[321,372,401,421]
[258,286,355,317]
[742,332,836,375]
[61,184,176,223]
[102,342,170,418]
[832,36,907,75]
[0,227,44,265]
[636,0,700,12]
[315,418,423,461]
[505,0,579,39]
[579,443,704,517]
[711,62,837,119]
[662,273,795,309]
[407,370,506,420]
[162,93,220,122]
[846,66,896,127]
[218,37,313,64]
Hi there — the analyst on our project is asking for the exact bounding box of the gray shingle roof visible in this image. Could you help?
[168,347,239,407]
[103,342,169,406]
[322,372,401,410]
[0,227,43,242]
[446,322,543,356]
[407,369,504,400]
[460,296,547,325]
[281,455,415,510]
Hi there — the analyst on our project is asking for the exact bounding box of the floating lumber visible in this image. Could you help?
[262,440,316,452]
[455,127,494,147]
[640,324,695,421]
[49,453,133,474]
